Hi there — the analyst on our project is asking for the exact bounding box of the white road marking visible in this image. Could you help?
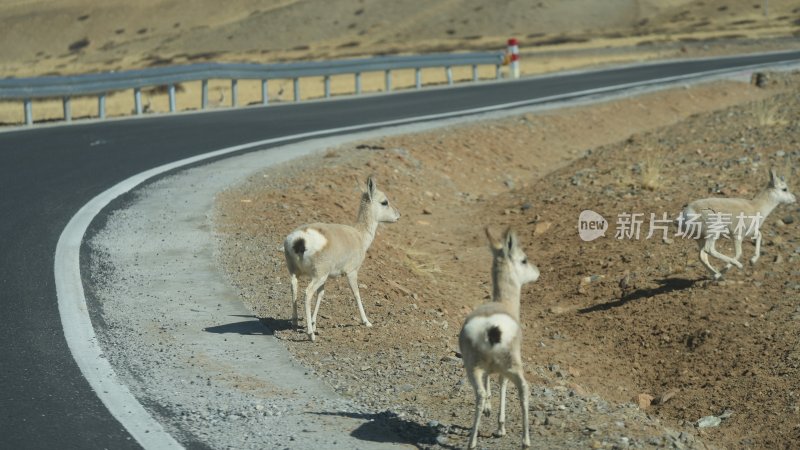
[53,57,799,448]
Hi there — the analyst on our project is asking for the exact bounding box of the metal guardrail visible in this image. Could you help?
[0,51,506,126]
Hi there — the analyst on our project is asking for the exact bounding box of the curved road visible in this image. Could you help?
[2,51,799,449]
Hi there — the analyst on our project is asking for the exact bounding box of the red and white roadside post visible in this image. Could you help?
[507,38,520,79]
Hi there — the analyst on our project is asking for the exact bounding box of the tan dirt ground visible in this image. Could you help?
[1,0,799,124]
[3,0,799,77]
[214,72,800,449]
[7,0,799,447]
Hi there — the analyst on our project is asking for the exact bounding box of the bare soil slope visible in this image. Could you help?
[2,0,798,78]
[2,0,798,124]
[215,72,800,449]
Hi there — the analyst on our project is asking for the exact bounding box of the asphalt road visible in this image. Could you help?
[1,50,799,449]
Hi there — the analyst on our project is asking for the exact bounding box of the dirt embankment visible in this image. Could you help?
[215,72,800,449]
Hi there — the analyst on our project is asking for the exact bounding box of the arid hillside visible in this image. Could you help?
[215,72,800,448]
[1,0,798,125]
[1,0,798,78]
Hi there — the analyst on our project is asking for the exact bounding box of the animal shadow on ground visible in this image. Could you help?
[578,277,697,314]
[263,312,366,341]
[202,315,293,336]
[312,410,462,449]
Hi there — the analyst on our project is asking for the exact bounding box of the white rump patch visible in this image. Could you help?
[289,228,327,258]
[463,313,518,351]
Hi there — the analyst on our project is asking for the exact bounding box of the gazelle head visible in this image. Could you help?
[768,168,796,205]
[486,227,540,286]
[363,176,401,223]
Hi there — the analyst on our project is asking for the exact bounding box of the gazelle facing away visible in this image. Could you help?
[283,176,400,341]
[459,228,540,449]
[679,168,795,279]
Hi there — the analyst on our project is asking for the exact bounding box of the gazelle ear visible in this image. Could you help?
[366,176,376,199]
[503,228,517,255]
[769,168,779,187]
[485,227,502,251]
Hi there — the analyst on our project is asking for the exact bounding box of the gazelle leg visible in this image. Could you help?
[482,373,492,416]
[311,288,324,331]
[725,237,743,271]
[290,274,299,331]
[750,230,762,265]
[510,370,531,448]
[705,237,743,269]
[304,277,326,341]
[697,239,721,280]
[494,376,508,437]
[466,367,487,449]
[346,271,372,327]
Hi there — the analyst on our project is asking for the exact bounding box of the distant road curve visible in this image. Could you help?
[1,50,799,449]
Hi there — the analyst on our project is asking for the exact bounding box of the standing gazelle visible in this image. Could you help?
[459,228,540,449]
[679,168,795,279]
[283,176,400,341]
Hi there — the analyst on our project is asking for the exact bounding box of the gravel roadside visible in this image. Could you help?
[86,112,579,448]
[87,134,690,450]
[85,137,420,449]
[82,70,790,449]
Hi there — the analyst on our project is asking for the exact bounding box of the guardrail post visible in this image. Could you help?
[446,66,453,85]
[385,70,392,92]
[201,80,209,109]
[355,72,362,95]
[98,94,106,119]
[507,38,520,79]
[24,99,32,126]
[293,78,300,102]
[168,85,176,112]
[134,88,142,115]
[495,64,501,80]
[231,79,238,107]
[415,68,422,89]
[63,97,72,122]
[261,79,269,105]
[472,65,479,82]
[324,76,331,98]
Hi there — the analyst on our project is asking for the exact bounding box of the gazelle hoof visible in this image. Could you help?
[364,321,373,328]
[713,273,723,281]
[492,428,506,437]
[749,256,759,265]
[308,332,316,342]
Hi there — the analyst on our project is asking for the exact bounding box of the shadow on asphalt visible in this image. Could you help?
[311,410,462,449]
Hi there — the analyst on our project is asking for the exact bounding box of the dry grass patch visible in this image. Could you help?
[390,240,443,280]
[752,97,788,127]
[640,154,667,191]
